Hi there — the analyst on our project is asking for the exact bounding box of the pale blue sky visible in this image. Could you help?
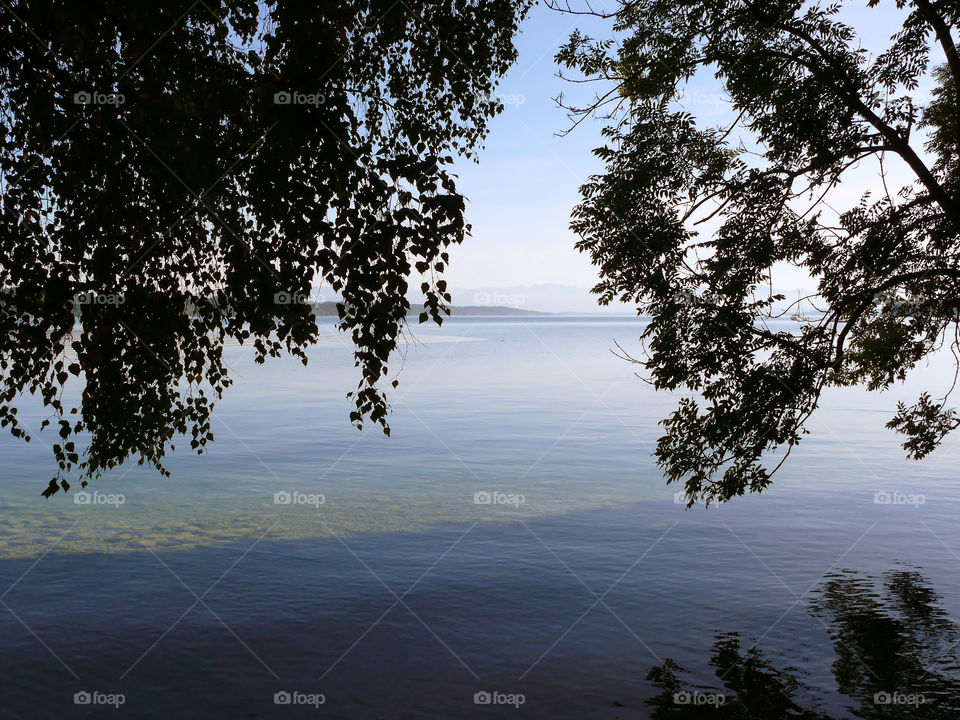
[445,3,612,290]
[444,1,929,305]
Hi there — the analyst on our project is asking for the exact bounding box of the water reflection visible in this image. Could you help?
[646,570,960,719]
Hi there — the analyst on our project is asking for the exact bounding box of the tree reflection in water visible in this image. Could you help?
[646,570,960,719]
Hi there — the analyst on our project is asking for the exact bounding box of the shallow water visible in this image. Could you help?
[1,317,958,718]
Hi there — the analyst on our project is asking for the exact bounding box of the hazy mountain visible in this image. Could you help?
[304,283,824,316]
[441,284,634,315]
[310,301,547,317]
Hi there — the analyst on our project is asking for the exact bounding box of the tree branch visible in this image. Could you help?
[915,0,960,102]
[914,0,960,158]
[832,267,960,370]
[745,5,959,224]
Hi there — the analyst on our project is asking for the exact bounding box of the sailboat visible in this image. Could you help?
[791,292,810,322]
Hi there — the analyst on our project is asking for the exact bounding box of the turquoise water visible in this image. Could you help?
[1,317,958,718]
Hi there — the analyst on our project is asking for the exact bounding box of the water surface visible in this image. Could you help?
[1,317,958,718]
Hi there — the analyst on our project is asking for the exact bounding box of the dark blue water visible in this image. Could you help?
[1,318,958,718]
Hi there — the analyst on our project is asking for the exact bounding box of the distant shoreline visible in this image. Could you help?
[310,301,551,317]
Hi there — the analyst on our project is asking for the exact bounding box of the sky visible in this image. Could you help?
[442,3,614,294]
[439,1,934,313]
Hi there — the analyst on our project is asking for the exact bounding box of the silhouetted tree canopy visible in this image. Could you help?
[556,0,960,504]
[0,1,530,495]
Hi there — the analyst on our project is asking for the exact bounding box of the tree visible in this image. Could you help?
[554,0,960,504]
[0,0,530,496]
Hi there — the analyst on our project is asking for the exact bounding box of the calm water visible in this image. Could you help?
[1,317,959,718]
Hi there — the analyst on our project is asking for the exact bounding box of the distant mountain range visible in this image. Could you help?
[410,284,634,315]
[17,281,825,318]
[311,302,548,317]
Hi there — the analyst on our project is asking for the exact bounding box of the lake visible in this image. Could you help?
[1,316,958,718]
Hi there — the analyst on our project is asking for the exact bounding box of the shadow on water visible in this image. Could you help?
[645,570,960,719]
